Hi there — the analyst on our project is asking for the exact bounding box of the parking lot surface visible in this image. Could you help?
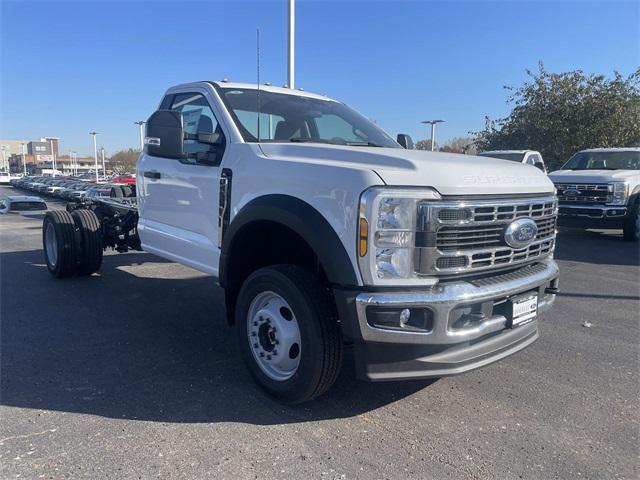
[1,185,638,479]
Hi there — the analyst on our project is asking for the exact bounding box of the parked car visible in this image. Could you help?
[42,80,559,403]
[549,147,640,241]
[478,150,547,173]
[0,195,47,214]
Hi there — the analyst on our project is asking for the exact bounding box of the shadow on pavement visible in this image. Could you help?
[554,228,639,267]
[1,249,433,425]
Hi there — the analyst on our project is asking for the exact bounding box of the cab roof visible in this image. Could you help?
[480,150,539,154]
[167,80,336,102]
[4,195,45,202]
[578,147,640,153]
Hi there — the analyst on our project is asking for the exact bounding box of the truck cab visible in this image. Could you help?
[478,150,547,173]
[43,81,560,403]
[549,148,640,241]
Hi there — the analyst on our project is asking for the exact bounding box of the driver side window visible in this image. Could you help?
[170,93,223,157]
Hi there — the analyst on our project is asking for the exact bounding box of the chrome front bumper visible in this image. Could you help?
[355,259,559,346]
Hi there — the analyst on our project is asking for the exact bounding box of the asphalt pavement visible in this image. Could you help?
[1,185,638,479]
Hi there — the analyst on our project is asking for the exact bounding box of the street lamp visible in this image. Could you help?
[21,143,27,175]
[49,139,57,176]
[101,147,106,175]
[89,132,99,183]
[134,121,146,150]
[421,119,445,152]
[288,0,295,89]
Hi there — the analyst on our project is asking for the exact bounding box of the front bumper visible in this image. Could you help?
[557,204,627,229]
[334,259,559,381]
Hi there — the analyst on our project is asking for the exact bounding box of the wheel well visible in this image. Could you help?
[223,220,329,324]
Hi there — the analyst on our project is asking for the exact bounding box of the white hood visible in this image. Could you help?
[259,144,554,196]
[549,169,640,184]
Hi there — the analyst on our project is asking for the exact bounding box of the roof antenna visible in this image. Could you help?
[256,28,261,143]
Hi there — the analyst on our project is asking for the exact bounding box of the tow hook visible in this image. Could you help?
[545,286,560,295]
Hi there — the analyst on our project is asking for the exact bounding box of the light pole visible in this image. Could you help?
[1,146,7,173]
[421,119,445,151]
[101,147,106,175]
[89,132,99,183]
[134,121,145,149]
[49,139,57,176]
[288,0,295,88]
[21,143,27,175]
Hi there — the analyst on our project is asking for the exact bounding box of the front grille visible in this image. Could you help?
[416,196,557,275]
[555,183,611,204]
[436,216,556,252]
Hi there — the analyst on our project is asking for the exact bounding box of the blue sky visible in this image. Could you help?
[1,0,638,156]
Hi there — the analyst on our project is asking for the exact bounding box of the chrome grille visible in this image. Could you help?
[555,183,611,204]
[416,196,558,275]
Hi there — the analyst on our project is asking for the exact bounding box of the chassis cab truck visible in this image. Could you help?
[42,81,560,403]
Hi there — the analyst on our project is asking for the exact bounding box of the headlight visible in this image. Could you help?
[609,182,629,205]
[358,187,441,286]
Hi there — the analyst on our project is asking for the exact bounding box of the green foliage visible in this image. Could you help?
[110,148,140,173]
[415,139,437,151]
[440,136,477,154]
[473,64,640,169]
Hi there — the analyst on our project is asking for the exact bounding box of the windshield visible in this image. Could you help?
[562,151,640,170]
[10,201,47,211]
[218,87,399,148]
[478,152,526,162]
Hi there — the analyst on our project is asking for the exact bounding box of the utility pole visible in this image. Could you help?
[89,132,99,183]
[421,119,445,151]
[134,121,145,149]
[288,0,295,89]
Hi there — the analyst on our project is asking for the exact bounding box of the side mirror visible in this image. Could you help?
[145,110,184,159]
[397,134,414,149]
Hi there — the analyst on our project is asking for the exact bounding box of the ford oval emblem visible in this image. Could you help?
[504,218,538,249]
[563,189,581,196]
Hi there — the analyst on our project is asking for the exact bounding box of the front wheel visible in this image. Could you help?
[623,201,639,242]
[235,265,343,404]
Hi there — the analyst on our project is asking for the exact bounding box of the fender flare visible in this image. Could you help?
[219,194,359,288]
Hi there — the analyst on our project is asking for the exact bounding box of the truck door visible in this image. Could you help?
[138,91,227,275]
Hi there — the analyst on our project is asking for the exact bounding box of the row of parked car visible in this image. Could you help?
[10,175,136,201]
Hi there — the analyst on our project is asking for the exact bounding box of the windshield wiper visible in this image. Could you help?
[345,141,385,147]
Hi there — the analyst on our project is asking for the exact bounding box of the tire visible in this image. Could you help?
[120,185,132,198]
[235,265,343,404]
[622,200,639,242]
[42,210,78,278]
[110,186,124,198]
[71,209,103,275]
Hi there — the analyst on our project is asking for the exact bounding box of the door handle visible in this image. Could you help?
[143,170,161,179]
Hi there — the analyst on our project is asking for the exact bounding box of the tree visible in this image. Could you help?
[473,64,640,169]
[110,148,140,173]
[415,139,437,151]
[439,136,477,155]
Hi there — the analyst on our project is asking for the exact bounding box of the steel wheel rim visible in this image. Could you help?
[247,291,301,381]
[45,222,58,267]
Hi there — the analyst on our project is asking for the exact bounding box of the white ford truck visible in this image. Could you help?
[549,148,640,241]
[42,81,560,403]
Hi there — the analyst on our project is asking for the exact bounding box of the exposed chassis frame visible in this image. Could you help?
[66,197,141,252]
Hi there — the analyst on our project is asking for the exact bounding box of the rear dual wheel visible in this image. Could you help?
[42,209,103,278]
[236,265,343,404]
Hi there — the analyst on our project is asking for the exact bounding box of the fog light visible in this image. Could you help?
[399,308,411,327]
[366,306,433,332]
